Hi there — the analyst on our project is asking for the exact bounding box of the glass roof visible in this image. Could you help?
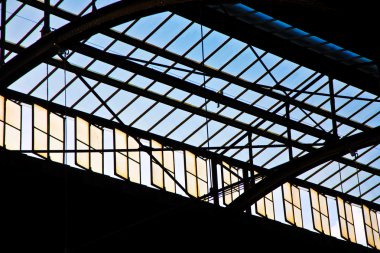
[1,0,379,248]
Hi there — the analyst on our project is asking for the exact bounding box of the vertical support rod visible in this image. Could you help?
[285,95,293,160]
[328,77,338,137]
[244,132,253,214]
[211,159,219,206]
[1,0,6,65]
[41,0,50,36]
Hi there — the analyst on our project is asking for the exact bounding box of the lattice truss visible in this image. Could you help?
[0,0,379,249]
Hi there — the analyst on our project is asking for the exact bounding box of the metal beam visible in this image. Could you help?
[0,0,234,91]
[173,5,380,96]
[5,41,379,178]
[227,126,380,211]
[71,42,334,142]
[15,0,369,133]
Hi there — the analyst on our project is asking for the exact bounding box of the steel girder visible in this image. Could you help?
[227,126,380,211]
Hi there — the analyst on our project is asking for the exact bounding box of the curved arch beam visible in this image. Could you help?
[0,0,233,91]
[227,126,380,211]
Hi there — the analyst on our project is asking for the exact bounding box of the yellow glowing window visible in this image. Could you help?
[222,162,240,205]
[0,96,4,147]
[75,117,103,174]
[184,151,208,198]
[33,104,64,162]
[363,205,380,249]
[1,99,21,150]
[337,197,356,243]
[114,129,141,184]
[151,140,176,193]
[283,183,303,228]
[310,189,330,235]
[256,191,275,220]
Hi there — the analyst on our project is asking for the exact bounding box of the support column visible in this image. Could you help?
[244,132,253,214]
[328,77,338,137]
[41,0,51,36]
[285,95,293,160]
[211,159,219,206]
[1,0,6,65]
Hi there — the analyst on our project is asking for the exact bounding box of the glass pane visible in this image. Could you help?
[129,159,140,184]
[266,198,275,220]
[294,207,303,228]
[285,201,294,224]
[256,198,266,217]
[163,151,175,173]
[90,125,102,149]
[224,192,232,205]
[223,166,231,184]
[0,122,4,147]
[196,157,207,181]
[152,163,164,188]
[348,224,356,243]
[76,141,89,169]
[374,232,380,249]
[91,152,103,174]
[322,216,330,235]
[50,113,64,141]
[345,203,353,223]
[186,172,197,197]
[370,210,378,231]
[128,136,140,162]
[363,205,371,225]
[283,183,292,202]
[34,129,48,158]
[33,105,48,133]
[6,100,21,128]
[292,186,301,208]
[310,189,319,210]
[0,95,4,121]
[198,180,208,197]
[319,195,328,216]
[151,140,162,162]
[115,152,128,179]
[185,151,196,175]
[337,197,345,218]
[366,225,375,247]
[164,172,176,193]
[50,137,64,163]
[115,129,127,150]
[76,117,89,144]
[313,209,322,232]
[34,104,47,132]
[340,217,348,239]
[5,125,20,150]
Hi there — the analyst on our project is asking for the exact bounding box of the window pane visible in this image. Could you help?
[90,125,102,149]
[283,183,292,202]
[91,152,103,174]
[129,159,140,184]
[76,141,89,169]
[196,157,207,181]
[50,113,64,141]
[34,104,47,132]
[6,100,21,128]
[115,152,128,179]
[186,172,197,197]
[34,129,48,158]
[50,137,64,163]
[5,125,20,150]
[185,151,196,175]
[76,117,89,144]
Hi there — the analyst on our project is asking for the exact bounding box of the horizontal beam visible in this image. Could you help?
[227,126,380,211]
[5,41,379,178]
[72,42,335,142]
[102,29,370,133]
[19,0,369,133]
[0,0,234,91]
[173,5,380,96]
